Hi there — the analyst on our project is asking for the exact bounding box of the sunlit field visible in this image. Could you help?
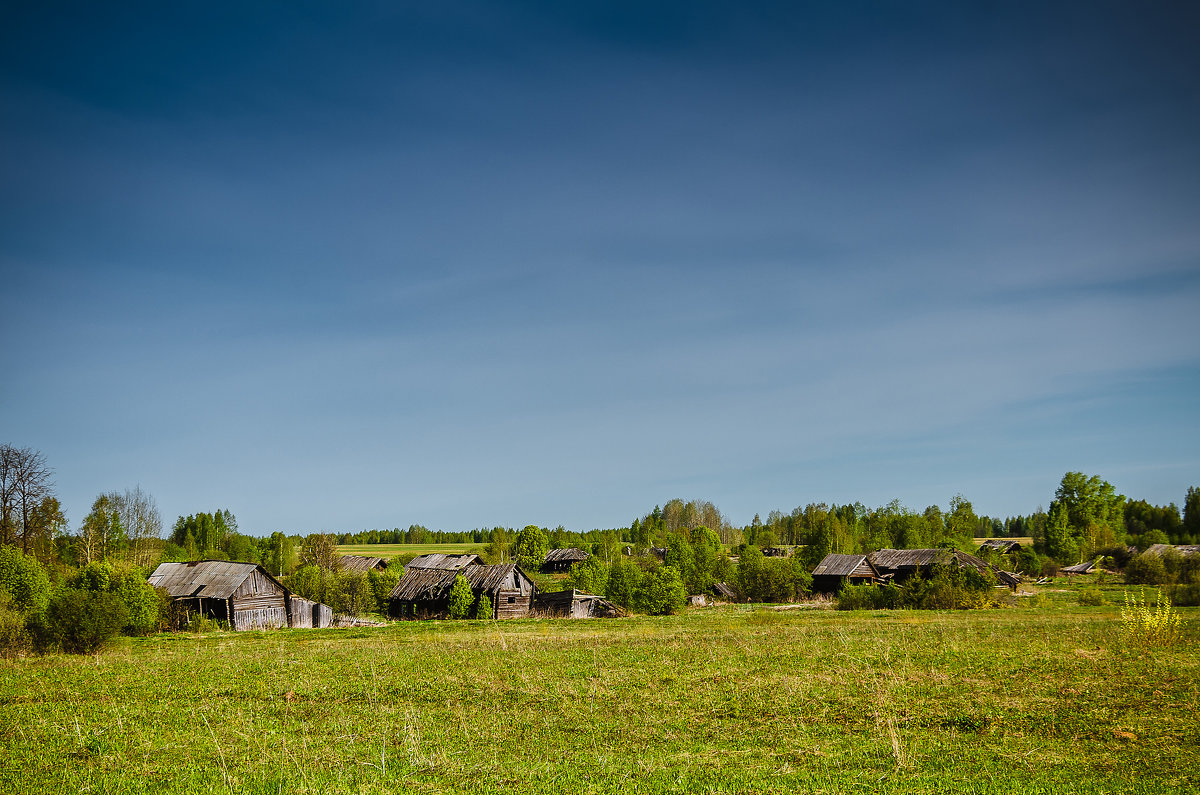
[336,543,485,561]
[2,584,1196,795]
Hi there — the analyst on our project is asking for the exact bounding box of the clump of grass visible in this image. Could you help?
[1120,589,1182,647]
[1077,587,1105,607]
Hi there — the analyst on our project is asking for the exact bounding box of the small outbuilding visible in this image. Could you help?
[811,553,882,593]
[1061,560,1097,575]
[533,589,623,618]
[405,553,485,570]
[711,582,737,601]
[149,560,292,631]
[541,547,590,573]
[288,595,334,628]
[388,562,536,620]
[762,546,791,557]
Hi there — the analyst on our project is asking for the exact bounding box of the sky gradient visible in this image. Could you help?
[3,1,1198,535]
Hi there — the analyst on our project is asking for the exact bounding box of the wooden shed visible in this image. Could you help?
[867,548,1021,589]
[541,547,590,573]
[288,595,334,628]
[711,582,737,601]
[388,562,536,620]
[337,554,389,574]
[811,553,881,593]
[533,589,623,618]
[762,546,791,558]
[149,560,292,631]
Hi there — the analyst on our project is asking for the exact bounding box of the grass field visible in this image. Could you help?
[2,583,1196,794]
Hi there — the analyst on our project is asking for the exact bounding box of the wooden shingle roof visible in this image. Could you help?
[388,563,529,602]
[544,548,589,564]
[405,553,484,570]
[338,555,388,573]
[148,560,287,599]
[812,553,878,578]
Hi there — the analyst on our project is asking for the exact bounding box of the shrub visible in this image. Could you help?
[116,577,165,635]
[635,566,687,615]
[44,587,128,654]
[0,592,32,659]
[1077,587,1105,606]
[0,546,52,615]
[447,574,474,619]
[604,559,643,609]
[474,593,493,619]
[367,568,401,614]
[1120,589,1182,647]
[1124,554,1169,585]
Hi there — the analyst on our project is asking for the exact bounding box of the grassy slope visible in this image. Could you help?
[2,597,1197,795]
[337,543,485,560]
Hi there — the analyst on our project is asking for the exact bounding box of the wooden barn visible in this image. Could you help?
[533,589,623,618]
[149,560,293,631]
[337,554,389,574]
[811,553,882,593]
[867,548,1021,589]
[542,547,590,573]
[388,562,536,620]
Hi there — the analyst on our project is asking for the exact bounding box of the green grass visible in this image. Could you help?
[2,600,1197,794]
[337,543,486,560]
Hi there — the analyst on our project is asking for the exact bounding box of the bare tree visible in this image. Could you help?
[110,486,163,567]
[0,445,54,553]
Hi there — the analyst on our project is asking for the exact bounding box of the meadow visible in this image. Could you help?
[336,543,485,561]
[1,585,1196,795]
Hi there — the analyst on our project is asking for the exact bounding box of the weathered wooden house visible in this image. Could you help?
[978,539,1022,555]
[149,560,293,631]
[388,562,536,619]
[1061,560,1096,575]
[762,546,791,558]
[1144,544,1200,558]
[533,589,623,618]
[867,548,1021,589]
[542,547,590,573]
[711,582,737,601]
[337,554,389,574]
[811,553,882,593]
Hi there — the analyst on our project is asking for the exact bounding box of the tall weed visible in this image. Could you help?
[1120,589,1182,648]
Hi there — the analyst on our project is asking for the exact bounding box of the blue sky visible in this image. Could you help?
[2,1,1198,535]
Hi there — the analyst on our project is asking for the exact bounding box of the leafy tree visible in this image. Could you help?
[485,527,511,563]
[944,495,979,549]
[1044,502,1079,563]
[513,525,548,572]
[300,533,340,571]
[1137,529,1169,550]
[79,495,126,564]
[263,532,297,576]
[474,593,493,619]
[567,556,608,594]
[367,567,401,613]
[447,574,474,619]
[635,566,687,615]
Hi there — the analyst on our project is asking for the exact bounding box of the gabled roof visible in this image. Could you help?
[544,548,590,563]
[338,554,388,573]
[405,553,484,570]
[812,553,878,578]
[388,563,530,602]
[1062,560,1096,574]
[979,539,1021,552]
[148,560,286,599]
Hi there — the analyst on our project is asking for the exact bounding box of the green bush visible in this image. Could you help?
[44,587,128,654]
[474,593,493,619]
[1077,587,1105,606]
[447,574,474,619]
[0,546,52,615]
[1124,553,1169,585]
[635,566,687,615]
[0,592,32,659]
[367,568,401,614]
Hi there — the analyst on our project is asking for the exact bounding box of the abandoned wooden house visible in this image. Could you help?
[541,547,590,573]
[811,553,882,593]
[533,589,623,618]
[337,554,389,574]
[1061,560,1097,575]
[405,553,484,570]
[866,548,1021,589]
[149,560,295,630]
[388,562,536,619]
[1144,544,1200,558]
[978,539,1022,555]
[762,546,791,557]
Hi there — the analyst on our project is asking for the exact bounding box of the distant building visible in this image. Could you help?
[337,554,389,574]
[533,589,623,618]
[388,562,536,620]
[541,548,590,573]
[867,548,1021,589]
[405,553,485,570]
[149,560,293,631]
[978,540,1022,555]
[811,554,882,593]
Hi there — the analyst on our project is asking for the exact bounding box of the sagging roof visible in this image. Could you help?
[867,548,1021,588]
[338,554,388,573]
[405,553,484,570]
[544,548,590,563]
[711,582,736,599]
[812,553,879,578]
[979,539,1021,553]
[148,560,286,599]
[1145,544,1200,558]
[1062,560,1096,574]
[388,563,528,602]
